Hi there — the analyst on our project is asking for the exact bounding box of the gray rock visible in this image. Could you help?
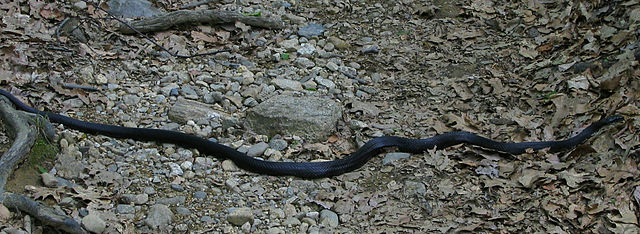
[156,196,186,206]
[227,207,253,226]
[328,36,350,49]
[325,62,339,71]
[268,139,288,151]
[168,98,225,125]
[298,23,325,38]
[41,173,58,187]
[55,146,87,180]
[361,45,380,54]
[170,184,184,192]
[271,78,303,91]
[180,85,198,98]
[226,95,243,108]
[176,207,191,215]
[382,152,411,165]
[108,0,163,18]
[221,159,239,171]
[180,161,193,171]
[123,94,141,106]
[246,95,342,142]
[404,181,426,196]
[279,39,299,52]
[121,193,149,205]
[144,187,156,195]
[73,1,87,10]
[145,204,173,229]
[62,98,84,108]
[267,227,285,234]
[167,162,183,176]
[243,97,259,107]
[59,197,77,207]
[319,209,339,227]
[194,157,215,171]
[315,77,336,89]
[283,217,301,226]
[297,43,316,56]
[193,191,207,199]
[82,213,106,233]
[247,142,269,157]
[295,57,316,68]
[201,215,214,223]
[116,204,135,214]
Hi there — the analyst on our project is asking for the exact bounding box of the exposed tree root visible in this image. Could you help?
[0,95,86,234]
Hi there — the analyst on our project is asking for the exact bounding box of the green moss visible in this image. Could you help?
[28,136,58,173]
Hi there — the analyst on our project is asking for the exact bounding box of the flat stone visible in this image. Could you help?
[283,217,301,226]
[41,173,58,187]
[268,139,288,151]
[116,204,135,214]
[145,204,173,229]
[319,209,339,227]
[298,23,325,38]
[193,191,207,199]
[382,152,411,165]
[246,95,342,142]
[279,39,299,52]
[0,204,10,221]
[247,142,269,157]
[328,36,350,49]
[82,213,106,233]
[227,207,253,226]
[221,159,239,171]
[168,98,225,125]
[55,146,87,180]
[295,57,315,68]
[121,193,149,205]
[156,196,186,206]
[271,78,303,91]
[297,43,316,56]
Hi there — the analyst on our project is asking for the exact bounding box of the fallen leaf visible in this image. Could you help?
[191,31,218,43]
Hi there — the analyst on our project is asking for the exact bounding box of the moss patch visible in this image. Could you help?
[5,136,58,193]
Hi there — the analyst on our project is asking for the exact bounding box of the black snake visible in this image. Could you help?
[0,88,623,178]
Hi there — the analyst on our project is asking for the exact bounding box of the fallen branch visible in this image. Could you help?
[118,9,285,34]
[0,95,85,234]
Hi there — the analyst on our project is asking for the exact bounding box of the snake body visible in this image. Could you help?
[0,89,623,178]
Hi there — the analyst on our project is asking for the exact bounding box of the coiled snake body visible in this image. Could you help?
[0,89,623,178]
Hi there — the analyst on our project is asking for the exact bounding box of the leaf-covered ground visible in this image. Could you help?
[1,0,639,233]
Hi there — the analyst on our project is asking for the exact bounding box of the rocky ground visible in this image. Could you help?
[1,0,639,233]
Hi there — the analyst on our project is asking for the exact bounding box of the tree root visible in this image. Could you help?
[0,95,86,234]
[118,9,285,34]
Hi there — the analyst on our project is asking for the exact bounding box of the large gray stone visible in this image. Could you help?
[246,95,341,142]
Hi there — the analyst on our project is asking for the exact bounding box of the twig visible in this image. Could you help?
[62,83,99,91]
[56,18,70,43]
